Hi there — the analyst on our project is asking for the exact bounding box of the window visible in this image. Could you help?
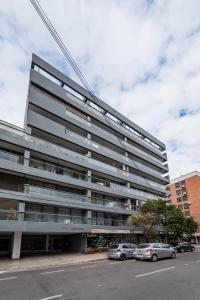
[63,84,85,101]
[35,66,61,86]
[175,182,180,189]
[184,203,189,209]
[176,189,181,195]
[122,244,129,249]
[181,180,186,187]
[182,196,188,202]
[153,244,160,248]
[182,189,187,195]
[185,211,190,217]
[177,197,182,203]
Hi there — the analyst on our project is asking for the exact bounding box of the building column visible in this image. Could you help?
[11,202,25,259]
[12,232,22,259]
[24,149,30,167]
[86,210,92,225]
[80,233,87,253]
[46,235,49,252]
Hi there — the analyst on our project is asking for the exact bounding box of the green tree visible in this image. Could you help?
[184,217,198,240]
[128,212,157,242]
[162,207,186,240]
[141,199,168,223]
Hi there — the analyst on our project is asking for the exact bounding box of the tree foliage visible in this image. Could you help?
[129,199,198,242]
[128,212,156,242]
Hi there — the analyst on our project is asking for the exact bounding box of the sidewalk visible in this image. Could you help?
[0,252,107,273]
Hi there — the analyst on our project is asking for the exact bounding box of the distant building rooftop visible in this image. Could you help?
[170,171,200,184]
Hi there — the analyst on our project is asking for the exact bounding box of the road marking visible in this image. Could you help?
[0,276,17,281]
[80,264,97,269]
[39,295,62,300]
[184,264,189,266]
[41,270,65,275]
[195,260,200,263]
[109,262,119,265]
[135,267,175,278]
[0,271,6,274]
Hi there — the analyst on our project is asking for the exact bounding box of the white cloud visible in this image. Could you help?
[0,0,200,179]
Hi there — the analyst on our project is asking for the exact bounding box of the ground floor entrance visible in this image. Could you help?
[0,235,12,257]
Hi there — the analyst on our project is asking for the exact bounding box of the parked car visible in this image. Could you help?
[108,243,137,260]
[176,242,195,253]
[135,243,176,262]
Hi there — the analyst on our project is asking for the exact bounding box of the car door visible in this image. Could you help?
[152,243,162,258]
[127,244,135,258]
[161,244,171,258]
[184,243,190,251]
[122,244,129,258]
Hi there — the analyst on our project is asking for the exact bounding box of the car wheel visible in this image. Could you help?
[120,254,126,261]
[171,252,176,259]
[181,248,184,253]
[151,254,158,262]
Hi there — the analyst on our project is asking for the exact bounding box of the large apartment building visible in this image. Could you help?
[0,54,169,259]
[166,171,200,243]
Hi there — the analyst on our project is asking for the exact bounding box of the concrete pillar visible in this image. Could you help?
[46,235,49,252]
[86,210,92,224]
[87,115,91,122]
[87,169,91,183]
[24,150,30,167]
[124,136,128,143]
[123,164,127,171]
[12,232,22,259]
[80,233,87,253]
[127,199,131,210]
[17,202,25,221]
[126,182,130,188]
[87,151,91,158]
[26,126,32,135]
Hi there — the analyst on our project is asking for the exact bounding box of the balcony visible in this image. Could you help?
[0,148,166,199]
[0,209,128,227]
[25,185,135,212]
[0,120,168,179]
[32,65,165,154]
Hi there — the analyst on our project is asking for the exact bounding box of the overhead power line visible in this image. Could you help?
[29,0,94,98]
[29,0,158,192]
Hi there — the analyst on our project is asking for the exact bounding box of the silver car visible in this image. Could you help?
[135,243,176,262]
[108,243,137,260]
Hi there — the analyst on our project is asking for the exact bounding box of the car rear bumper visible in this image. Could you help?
[107,253,121,260]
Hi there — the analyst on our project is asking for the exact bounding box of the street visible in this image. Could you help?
[0,251,200,300]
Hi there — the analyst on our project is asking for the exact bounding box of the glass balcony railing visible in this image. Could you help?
[0,149,24,164]
[24,185,132,211]
[0,147,166,197]
[0,209,128,227]
[0,209,17,220]
[65,110,166,167]
[0,120,167,180]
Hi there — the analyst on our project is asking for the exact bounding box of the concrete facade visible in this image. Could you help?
[0,54,169,258]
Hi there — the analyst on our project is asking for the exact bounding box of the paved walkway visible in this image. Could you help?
[0,252,107,273]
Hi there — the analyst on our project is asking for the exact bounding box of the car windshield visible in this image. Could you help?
[110,244,119,249]
[137,244,151,249]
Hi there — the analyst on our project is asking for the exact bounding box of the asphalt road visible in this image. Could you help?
[0,251,200,300]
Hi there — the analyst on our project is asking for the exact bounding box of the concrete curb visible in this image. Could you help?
[0,256,107,274]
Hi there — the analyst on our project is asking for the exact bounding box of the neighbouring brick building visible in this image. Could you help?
[166,171,200,243]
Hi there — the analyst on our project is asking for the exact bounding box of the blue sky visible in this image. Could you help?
[0,0,200,179]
